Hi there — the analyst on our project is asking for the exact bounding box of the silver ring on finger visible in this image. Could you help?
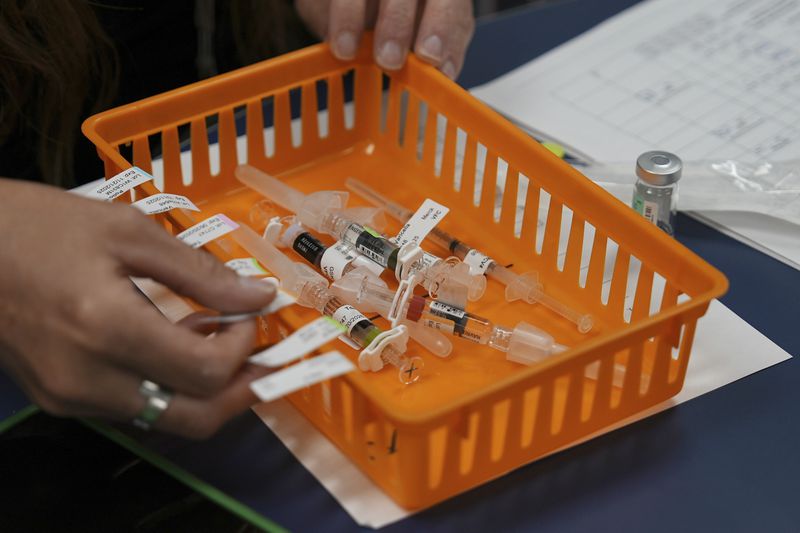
[132,380,173,431]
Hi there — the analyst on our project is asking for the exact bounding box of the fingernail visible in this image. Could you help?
[238,276,276,297]
[261,277,279,289]
[419,35,443,62]
[377,40,404,70]
[333,31,356,59]
[441,60,457,80]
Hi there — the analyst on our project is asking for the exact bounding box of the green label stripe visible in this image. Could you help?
[364,226,382,238]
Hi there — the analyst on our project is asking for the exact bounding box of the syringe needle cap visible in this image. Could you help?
[506,321,557,366]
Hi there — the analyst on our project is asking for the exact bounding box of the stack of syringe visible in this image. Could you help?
[258,212,564,367]
[230,224,435,384]
[233,165,630,388]
[345,177,594,333]
[236,165,486,309]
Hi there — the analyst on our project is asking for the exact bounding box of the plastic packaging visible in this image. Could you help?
[579,158,800,226]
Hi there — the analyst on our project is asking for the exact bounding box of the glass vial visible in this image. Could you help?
[632,151,682,235]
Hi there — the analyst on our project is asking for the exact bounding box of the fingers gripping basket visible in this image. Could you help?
[83,36,728,509]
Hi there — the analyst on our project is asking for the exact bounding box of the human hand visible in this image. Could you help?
[0,179,275,438]
[295,0,475,79]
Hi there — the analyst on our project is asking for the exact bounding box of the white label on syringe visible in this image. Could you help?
[320,242,358,280]
[332,305,369,334]
[321,241,384,279]
[250,316,345,367]
[225,257,269,277]
[250,351,355,402]
[429,301,466,320]
[394,198,449,247]
[352,254,385,276]
[463,249,495,275]
[89,166,153,201]
[176,214,238,249]
[132,193,200,215]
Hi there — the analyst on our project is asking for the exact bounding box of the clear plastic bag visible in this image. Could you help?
[577,159,800,226]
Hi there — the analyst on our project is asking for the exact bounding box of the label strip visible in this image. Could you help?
[176,214,238,249]
[464,249,495,275]
[225,257,269,277]
[132,193,199,215]
[394,198,449,247]
[250,351,355,403]
[250,316,346,367]
[89,167,153,201]
[193,282,296,325]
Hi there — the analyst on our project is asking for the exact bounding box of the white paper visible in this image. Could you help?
[470,0,800,270]
[250,316,346,367]
[688,211,800,270]
[250,351,355,402]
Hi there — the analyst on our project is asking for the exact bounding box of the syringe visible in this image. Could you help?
[331,268,562,366]
[269,216,454,358]
[345,177,594,333]
[333,270,629,386]
[236,165,486,307]
[230,224,425,384]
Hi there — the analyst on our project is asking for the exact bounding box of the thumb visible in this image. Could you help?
[116,214,276,313]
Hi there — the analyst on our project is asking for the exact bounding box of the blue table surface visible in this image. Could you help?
[4,1,799,531]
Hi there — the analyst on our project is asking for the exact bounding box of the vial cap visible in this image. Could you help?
[636,151,682,186]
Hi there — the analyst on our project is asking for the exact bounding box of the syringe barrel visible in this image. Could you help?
[334,276,395,316]
[339,222,399,270]
[345,177,460,253]
[362,280,396,316]
[486,263,522,288]
[345,177,412,222]
[236,165,304,213]
[231,225,293,280]
[534,288,594,333]
[427,227,459,254]
[231,224,328,297]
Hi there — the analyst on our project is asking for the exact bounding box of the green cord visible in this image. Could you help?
[81,419,288,533]
[0,404,39,434]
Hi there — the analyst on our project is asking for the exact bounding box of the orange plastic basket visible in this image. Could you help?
[83,35,727,509]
